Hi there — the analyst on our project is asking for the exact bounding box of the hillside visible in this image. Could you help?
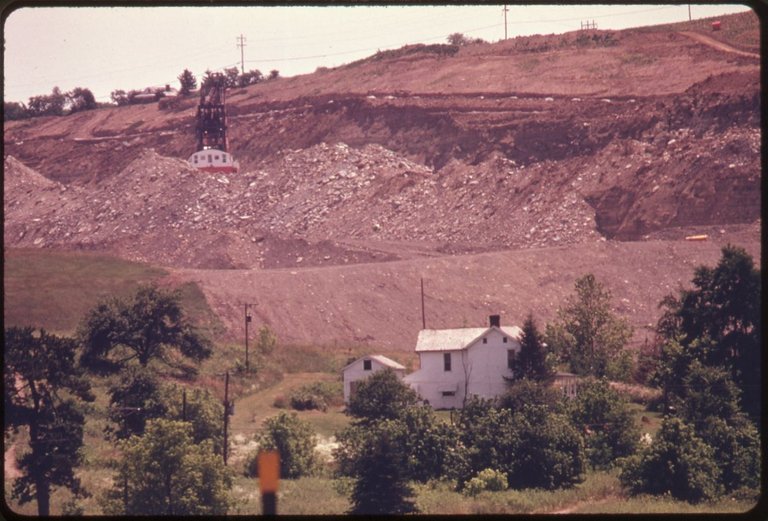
[3,10,761,348]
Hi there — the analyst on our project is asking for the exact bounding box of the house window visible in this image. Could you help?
[507,349,516,370]
[214,155,220,160]
[444,353,452,371]
[442,391,456,397]
[222,155,227,163]
[193,155,198,163]
[503,337,508,343]
[363,359,372,371]
[482,338,487,344]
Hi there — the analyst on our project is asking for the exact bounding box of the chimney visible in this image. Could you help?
[489,314,500,328]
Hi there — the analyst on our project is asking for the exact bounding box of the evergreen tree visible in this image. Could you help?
[4,327,95,516]
[512,313,554,381]
[178,69,197,95]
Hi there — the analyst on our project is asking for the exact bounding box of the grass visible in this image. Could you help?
[415,470,622,515]
[3,248,220,339]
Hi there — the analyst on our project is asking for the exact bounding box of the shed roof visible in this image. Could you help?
[415,326,522,352]
[341,354,405,372]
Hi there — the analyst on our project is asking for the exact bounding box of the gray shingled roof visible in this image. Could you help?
[415,326,522,352]
[342,354,405,371]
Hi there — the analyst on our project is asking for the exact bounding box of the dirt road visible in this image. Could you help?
[679,31,760,59]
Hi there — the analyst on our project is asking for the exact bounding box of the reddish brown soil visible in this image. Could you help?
[3,11,760,350]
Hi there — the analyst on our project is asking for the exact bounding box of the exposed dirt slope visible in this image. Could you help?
[174,233,760,352]
[2,11,761,346]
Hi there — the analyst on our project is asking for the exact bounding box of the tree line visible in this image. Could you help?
[3,66,280,121]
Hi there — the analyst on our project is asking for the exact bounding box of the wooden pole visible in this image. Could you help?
[245,304,250,372]
[223,371,229,466]
[420,278,426,329]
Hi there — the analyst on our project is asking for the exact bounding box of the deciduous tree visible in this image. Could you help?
[79,285,212,373]
[566,378,639,468]
[103,419,232,515]
[4,327,95,516]
[252,412,317,479]
[346,368,419,422]
[546,273,633,378]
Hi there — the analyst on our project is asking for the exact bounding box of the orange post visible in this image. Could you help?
[258,451,280,515]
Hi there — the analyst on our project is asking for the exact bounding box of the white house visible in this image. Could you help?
[403,315,522,409]
[342,354,406,403]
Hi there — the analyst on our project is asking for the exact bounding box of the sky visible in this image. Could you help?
[3,4,753,104]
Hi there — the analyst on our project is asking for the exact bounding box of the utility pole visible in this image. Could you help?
[688,4,691,21]
[502,5,509,40]
[420,277,426,329]
[245,303,252,372]
[223,371,230,466]
[236,34,247,74]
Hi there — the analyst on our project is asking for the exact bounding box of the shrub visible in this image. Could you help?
[620,417,722,502]
[566,378,639,469]
[289,381,342,411]
[463,469,508,496]
[253,412,317,479]
[272,395,288,409]
[499,379,563,413]
[347,369,419,422]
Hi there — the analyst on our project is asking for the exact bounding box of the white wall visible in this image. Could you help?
[342,358,404,403]
[406,327,521,409]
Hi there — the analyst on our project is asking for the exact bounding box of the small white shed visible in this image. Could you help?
[342,354,406,403]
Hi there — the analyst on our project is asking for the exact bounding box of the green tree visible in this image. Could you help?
[103,419,232,515]
[238,68,263,87]
[110,89,129,106]
[507,405,585,489]
[656,245,760,420]
[697,416,759,492]
[346,368,419,422]
[4,327,95,516]
[447,32,470,46]
[268,69,280,80]
[26,87,66,117]
[66,87,97,113]
[499,378,563,413]
[253,412,317,479]
[511,313,555,381]
[178,69,197,95]
[546,273,633,378]
[223,66,240,88]
[107,367,168,439]
[347,419,417,515]
[4,101,28,120]
[454,397,518,489]
[566,378,639,469]
[620,417,722,502]
[79,284,212,373]
[165,385,225,455]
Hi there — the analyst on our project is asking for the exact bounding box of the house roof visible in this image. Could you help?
[341,354,405,372]
[415,326,522,352]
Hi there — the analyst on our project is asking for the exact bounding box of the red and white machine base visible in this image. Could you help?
[188,149,239,173]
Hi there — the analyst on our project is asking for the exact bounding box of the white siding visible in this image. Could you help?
[404,327,521,409]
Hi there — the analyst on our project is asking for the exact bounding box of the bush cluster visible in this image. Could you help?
[463,469,508,496]
[289,381,342,411]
